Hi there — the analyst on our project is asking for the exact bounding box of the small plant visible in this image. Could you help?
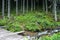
[0,17,8,26]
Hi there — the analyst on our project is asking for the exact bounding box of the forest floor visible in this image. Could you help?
[0,26,60,40]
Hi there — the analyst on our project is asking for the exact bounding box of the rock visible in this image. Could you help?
[0,28,25,40]
[38,31,48,36]
[0,34,24,40]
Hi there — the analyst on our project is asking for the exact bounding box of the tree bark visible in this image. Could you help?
[27,0,28,12]
[21,0,22,12]
[43,0,45,11]
[34,0,35,10]
[23,0,25,14]
[2,0,4,18]
[45,0,48,14]
[31,0,33,11]
[8,0,10,18]
[53,0,57,21]
[16,0,18,15]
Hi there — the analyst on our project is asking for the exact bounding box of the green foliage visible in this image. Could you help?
[35,12,57,29]
[6,21,22,32]
[25,22,40,32]
[39,33,60,40]
[14,12,37,22]
[0,11,59,32]
[13,12,57,31]
[0,17,8,26]
[56,22,60,26]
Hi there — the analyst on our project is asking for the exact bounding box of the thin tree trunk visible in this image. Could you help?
[31,0,33,11]
[2,0,4,18]
[27,0,28,12]
[45,0,48,14]
[43,0,45,11]
[8,0,10,18]
[16,0,18,15]
[34,0,35,10]
[21,0,22,12]
[23,0,25,14]
[53,0,57,21]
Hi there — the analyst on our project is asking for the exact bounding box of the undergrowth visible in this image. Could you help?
[0,11,60,32]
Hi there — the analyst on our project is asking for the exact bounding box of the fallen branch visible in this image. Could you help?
[37,29,60,39]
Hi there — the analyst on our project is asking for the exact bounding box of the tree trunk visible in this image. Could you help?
[8,0,10,18]
[23,0,25,14]
[34,0,35,10]
[16,0,18,15]
[53,0,57,21]
[43,0,45,11]
[2,0,4,18]
[45,0,48,14]
[31,0,33,11]
[21,0,22,12]
[27,0,28,12]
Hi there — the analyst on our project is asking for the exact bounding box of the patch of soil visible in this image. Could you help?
[18,31,38,37]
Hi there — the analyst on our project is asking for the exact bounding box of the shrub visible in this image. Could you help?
[6,21,23,32]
